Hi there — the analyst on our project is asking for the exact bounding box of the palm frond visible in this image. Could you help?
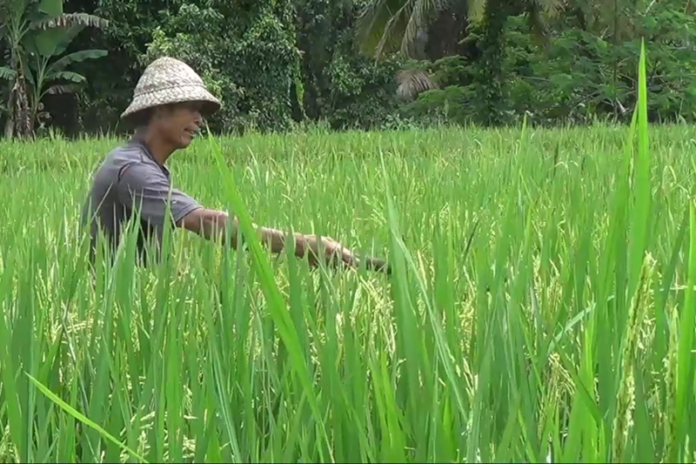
[357,0,456,59]
[401,0,452,56]
[401,0,427,56]
[356,0,403,57]
[32,13,109,30]
[531,0,564,17]
[374,2,413,59]
[0,66,18,80]
[396,68,439,100]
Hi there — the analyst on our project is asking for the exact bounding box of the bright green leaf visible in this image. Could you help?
[47,49,108,74]
[39,0,63,18]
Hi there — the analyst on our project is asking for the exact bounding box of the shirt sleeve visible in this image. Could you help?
[116,161,202,227]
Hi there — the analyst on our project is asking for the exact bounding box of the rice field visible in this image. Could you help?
[1,49,696,463]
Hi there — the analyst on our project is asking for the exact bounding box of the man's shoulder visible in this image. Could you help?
[105,140,151,166]
[99,140,162,180]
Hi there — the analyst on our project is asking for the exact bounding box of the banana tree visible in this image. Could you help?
[24,32,108,133]
[0,0,108,139]
[1,0,31,138]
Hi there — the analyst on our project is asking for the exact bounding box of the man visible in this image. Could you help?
[82,56,356,269]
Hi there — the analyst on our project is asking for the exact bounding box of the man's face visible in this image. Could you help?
[153,102,204,149]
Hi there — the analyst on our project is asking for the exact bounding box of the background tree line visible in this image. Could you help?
[1,0,695,139]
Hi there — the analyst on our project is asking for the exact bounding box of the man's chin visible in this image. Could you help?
[179,134,194,148]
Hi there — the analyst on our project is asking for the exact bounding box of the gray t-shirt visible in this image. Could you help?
[81,138,201,266]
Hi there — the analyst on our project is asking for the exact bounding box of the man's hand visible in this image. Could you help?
[299,234,357,269]
[180,208,359,270]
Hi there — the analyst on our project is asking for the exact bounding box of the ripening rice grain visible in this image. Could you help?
[1,51,696,462]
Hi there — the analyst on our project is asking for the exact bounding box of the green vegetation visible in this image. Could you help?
[1,45,696,462]
[2,0,696,137]
[0,0,109,138]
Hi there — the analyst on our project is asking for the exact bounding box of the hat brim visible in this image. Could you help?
[120,84,221,121]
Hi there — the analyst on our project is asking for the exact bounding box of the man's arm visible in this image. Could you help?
[116,161,351,266]
[178,207,308,258]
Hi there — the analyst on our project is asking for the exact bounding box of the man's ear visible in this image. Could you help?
[149,106,169,124]
[155,104,179,120]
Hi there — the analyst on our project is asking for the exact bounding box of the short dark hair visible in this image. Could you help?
[126,103,186,129]
[124,101,212,131]
[123,107,154,130]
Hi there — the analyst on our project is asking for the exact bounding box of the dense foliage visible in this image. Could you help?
[1,0,694,137]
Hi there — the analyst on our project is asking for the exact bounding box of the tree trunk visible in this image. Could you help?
[4,73,16,139]
[13,72,34,139]
[476,0,510,126]
[424,5,469,60]
[4,89,14,139]
[4,117,14,139]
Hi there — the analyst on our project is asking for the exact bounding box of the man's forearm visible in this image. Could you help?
[258,226,307,258]
[184,208,306,258]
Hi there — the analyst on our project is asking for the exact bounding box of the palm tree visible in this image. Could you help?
[0,0,108,138]
[354,0,468,104]
[355,0,456,61]
[356,0,567,59]
[355,0,563,122]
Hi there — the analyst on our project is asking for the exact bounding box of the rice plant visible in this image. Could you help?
[0,43,694,463]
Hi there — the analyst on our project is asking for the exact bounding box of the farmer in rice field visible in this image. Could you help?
[82,56,356,269]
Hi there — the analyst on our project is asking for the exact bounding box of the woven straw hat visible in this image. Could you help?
[120,56,221,121]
